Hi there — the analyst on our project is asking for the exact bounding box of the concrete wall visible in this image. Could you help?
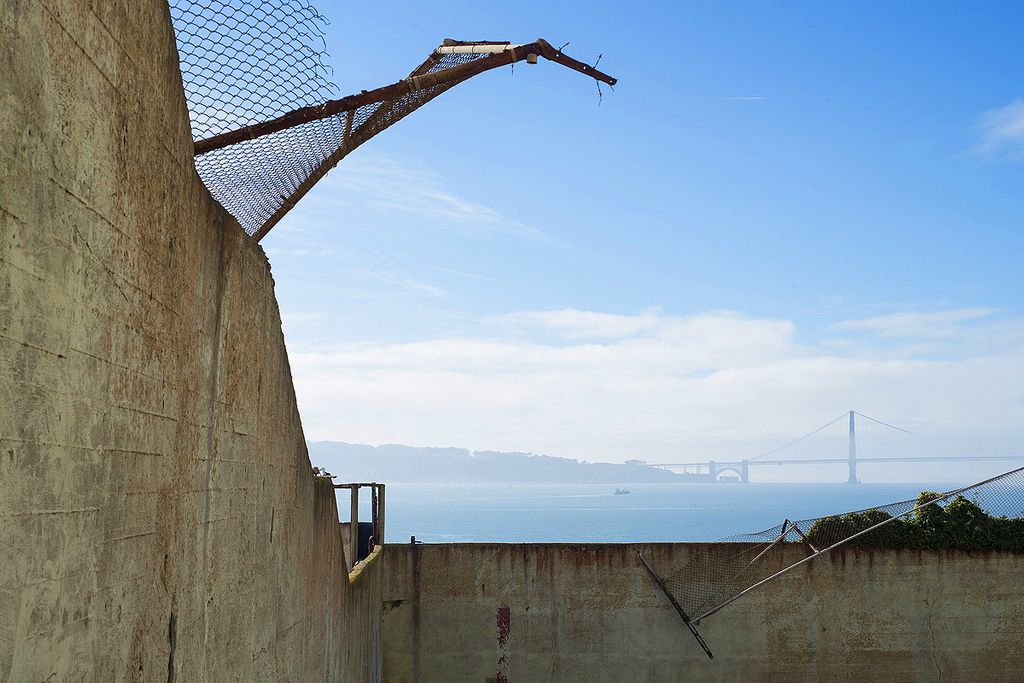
[1,1,380,680]
[383,543,1024,681]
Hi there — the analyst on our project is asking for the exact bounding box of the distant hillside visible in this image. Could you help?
[306,441,697,483]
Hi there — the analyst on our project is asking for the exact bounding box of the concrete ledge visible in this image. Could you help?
[350,545,384,587]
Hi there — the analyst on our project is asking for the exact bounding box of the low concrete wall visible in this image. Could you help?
[1,1,380,680]
[383,543,1024,681]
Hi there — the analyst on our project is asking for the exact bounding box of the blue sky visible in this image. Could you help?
[260,0,1024,476]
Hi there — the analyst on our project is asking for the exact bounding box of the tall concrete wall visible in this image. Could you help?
[1,1,380,680]
[383,543,1024,681]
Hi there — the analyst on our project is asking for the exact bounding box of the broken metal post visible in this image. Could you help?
[193,38,617,157]
[350,485,359,569]
[747,520,792,566]
[788,522,821,555]
[637,551,714,659]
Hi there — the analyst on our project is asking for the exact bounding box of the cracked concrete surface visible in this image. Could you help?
[1,1,381,680]
[383,543,1024,682]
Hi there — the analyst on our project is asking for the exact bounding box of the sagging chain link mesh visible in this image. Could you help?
[169,1,489,236]
[660,466,1024,622]
[170,0,337,139]
[190,52,484,235]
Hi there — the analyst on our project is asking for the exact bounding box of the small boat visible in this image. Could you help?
[614,488,631,495]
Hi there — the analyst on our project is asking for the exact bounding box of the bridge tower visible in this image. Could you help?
[847,410,858,483]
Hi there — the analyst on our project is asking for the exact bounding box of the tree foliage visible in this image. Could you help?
[805,492,1024,552]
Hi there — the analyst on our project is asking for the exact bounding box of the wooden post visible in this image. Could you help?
[378,484,386,546]
[350,485,359,568]
[371,484,378,547]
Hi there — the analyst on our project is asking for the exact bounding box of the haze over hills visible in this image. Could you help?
[307,441,702,483]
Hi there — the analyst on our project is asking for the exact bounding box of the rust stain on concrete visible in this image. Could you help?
[496,605,511,683]
[382,542,1024,681]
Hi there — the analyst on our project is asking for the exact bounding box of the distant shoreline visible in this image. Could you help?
[308,440,714,484]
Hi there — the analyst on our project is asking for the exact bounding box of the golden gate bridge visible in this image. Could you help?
[651,411,1024,483]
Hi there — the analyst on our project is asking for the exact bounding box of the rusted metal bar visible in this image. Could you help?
[788,522,820,554]
[249,72,472,241]
[193,37,617,157]
[747,519,792,566]
[194,42,543,156]
[637,551,714,659]
[691,465,1024,623]
[536,39,616,86]
[248,47,453,242]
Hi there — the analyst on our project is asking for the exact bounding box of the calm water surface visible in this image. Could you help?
[344,482,959,543]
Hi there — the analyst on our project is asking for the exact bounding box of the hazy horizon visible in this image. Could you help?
[267,2,1023,474]
[307,436,1022,485]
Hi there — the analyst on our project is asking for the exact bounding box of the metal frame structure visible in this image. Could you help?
[641,464,1024,658]
[335,482,386,571]
[193,38,616,241]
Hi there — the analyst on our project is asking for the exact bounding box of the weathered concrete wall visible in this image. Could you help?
[1,1,379,680]
[383,543,1024,681]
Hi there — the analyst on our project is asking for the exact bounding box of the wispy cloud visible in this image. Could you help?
[435,266,494,282]
[287,307,1024,462]
[354,268,445,298]
[974,100,1024,159]
[831,308,995,338]
[486,308,666,339]
[281,155,554,243]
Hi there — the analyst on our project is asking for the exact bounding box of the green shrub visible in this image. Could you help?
[801,492,1024,552]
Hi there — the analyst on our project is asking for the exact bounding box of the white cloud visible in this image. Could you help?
[831,308,995,337]
[486,308,665,339]
[288,308,1024,464]
[354,269,445,298]
[975,100,1024,158]
[279,154,553,242]
[435,266,493,282]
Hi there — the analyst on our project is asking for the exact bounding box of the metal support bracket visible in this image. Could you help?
[637,551,714,659]
[788,521,822,555]
[747,519,793,566]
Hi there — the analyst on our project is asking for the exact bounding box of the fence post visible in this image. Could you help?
[378,484,386,546]
[350,485,359,569]
[371,484,378,547]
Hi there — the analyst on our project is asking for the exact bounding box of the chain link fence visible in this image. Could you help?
[169,1,489,237]
[169,3,616,239]
[170,0,337,140]
[659,465,1024,624]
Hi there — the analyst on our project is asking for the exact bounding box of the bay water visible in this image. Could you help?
[341,481,959,544]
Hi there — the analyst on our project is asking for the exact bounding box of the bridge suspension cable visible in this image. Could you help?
[652,410,1022,482]
[750,412,847,462]
[852,411,910,433]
